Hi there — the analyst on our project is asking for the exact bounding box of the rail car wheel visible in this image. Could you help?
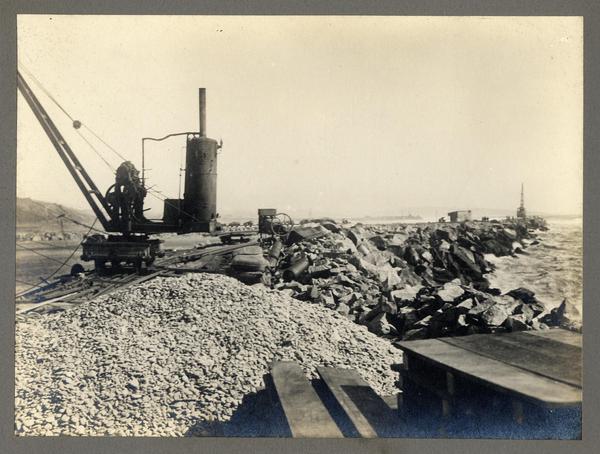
[70,263,85,276]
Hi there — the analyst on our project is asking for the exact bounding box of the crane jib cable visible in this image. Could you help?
[18,63,122,166]
[16,278,45,288]
[58,214,106,234]
[18,63,75,122]
[74,129,116,172]
[17,239,77,250]
[16,243,71,265]
[83,124,128,162]
[16,218,99,298]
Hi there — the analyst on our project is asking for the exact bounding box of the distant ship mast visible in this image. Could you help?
[516,183,527,219]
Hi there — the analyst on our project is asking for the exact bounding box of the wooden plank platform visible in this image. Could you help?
[525,328,582,347]
[270,362,343,438]
[439,332,581,387]
[396,329,582,408]
[317,367,396,437]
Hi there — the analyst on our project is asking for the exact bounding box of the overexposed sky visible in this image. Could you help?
[17,15,582,218]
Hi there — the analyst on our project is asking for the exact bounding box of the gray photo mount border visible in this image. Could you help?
[1,1,598,453]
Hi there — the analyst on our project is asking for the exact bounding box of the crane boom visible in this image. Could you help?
[17,70,114,231]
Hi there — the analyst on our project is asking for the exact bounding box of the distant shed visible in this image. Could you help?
[448,210,472,222]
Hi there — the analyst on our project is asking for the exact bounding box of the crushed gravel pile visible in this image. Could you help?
[15,273,401,436]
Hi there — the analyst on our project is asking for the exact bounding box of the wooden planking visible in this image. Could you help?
[317,367,395,437]
[271,362,343,438]
[396,339,581,407]
[525,328,582,347]
[439,332,581,388]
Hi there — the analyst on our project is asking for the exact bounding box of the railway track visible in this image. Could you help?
[16,240,260,316]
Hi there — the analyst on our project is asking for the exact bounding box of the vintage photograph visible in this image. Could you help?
[15,15,582,438]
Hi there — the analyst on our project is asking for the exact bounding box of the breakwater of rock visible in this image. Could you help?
[267,217,581,341]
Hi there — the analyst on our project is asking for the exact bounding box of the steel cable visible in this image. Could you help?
[15,218,98,298]
[16,243,70,265]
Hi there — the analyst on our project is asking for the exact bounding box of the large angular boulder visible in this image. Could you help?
[377,267,401,289]
[404,246,421,266]
[379,297,397,315]
[456,298,474,312]
[286,226,327,245]
[391,285,422,303]
[346,229,365,247]
[544,298,582,332]
[506,288,536,304]
[483,239,511,256]
[321,222,342,233]
[502,228,518,241]
[367,312,398,336]
[480,304,512,327]
[436,280,465,303]
[513,303,535,323]
[413,315,432,330]
[432,267,455,283]
[451,245,479,272]
[421,250,434,263]
[504,314,529,332]
[438,240,452,253]
[336,303,350,316]
[333,237,357,254]
[490,294,520,313]
[432,227,458,243]
[389,232,409,245]
[455,314,469,330]
[398,306,419,329]
[230,253,270,272]
[402,327,428,341]
[399,267,422,287]
[467,298,496,316]
[368,235,388,250]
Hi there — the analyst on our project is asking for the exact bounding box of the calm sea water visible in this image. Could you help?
[486,218,583,316]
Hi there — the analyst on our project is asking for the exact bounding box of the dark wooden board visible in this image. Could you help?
[271,362,343,438]
[439,332,581,388]
[396,339,581,407]
[317,367,395,437]
[525,328,582,347]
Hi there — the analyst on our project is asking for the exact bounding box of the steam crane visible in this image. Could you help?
[17,70,222,271]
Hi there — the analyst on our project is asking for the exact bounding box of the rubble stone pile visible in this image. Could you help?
[269,217,574,340]
[15,273,400,436]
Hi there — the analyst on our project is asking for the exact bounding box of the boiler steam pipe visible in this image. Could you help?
[199,88,206,137]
